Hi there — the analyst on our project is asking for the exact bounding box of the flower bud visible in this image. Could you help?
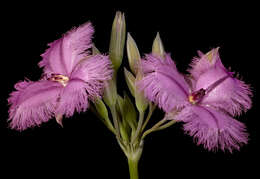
[135,72,149,113]
[127,33,141,75]
[109,11,126,71]
[103,74,117,107]
[93,97,109,121]
[92,97,115,134]
[124,68,136,97]
[152,32,165,59]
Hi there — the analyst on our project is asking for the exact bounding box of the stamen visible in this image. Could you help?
[188,88,206,104]
[188,74,230,104]
[47,74,69,87]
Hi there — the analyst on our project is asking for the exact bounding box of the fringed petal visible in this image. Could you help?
[138,53,189,112]
[39,22,94,76]
[195,65,252,116]
[8,80,62,131]
[70,54,113,99]
[175,105,248,152]
[55,79,89,118]
[188,47,224,81]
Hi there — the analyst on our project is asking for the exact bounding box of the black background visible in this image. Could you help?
[1,1,259,178]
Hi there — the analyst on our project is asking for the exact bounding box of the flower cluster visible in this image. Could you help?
[8,22,113,130]
[6,12,254,179]
[138,48,252,152]
[7,12,252,155]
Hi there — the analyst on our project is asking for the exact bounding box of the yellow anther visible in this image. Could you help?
[49,74,69,87]
[188,95,195,104]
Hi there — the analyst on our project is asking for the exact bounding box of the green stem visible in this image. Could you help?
[155,120,176,131]
[131,111,144,144]
[141,103,155,133]
[111,105,120,139]
[141,118,167,139]
[128,158,139,179]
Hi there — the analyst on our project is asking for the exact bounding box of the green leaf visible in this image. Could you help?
[116,94,136,142]
[116,94,124,117]
[119,119,130,142]
[123,93,137,130]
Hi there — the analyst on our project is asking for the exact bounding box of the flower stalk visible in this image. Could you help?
[128,158,139,179]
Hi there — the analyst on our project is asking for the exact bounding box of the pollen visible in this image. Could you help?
[188,95,196,104]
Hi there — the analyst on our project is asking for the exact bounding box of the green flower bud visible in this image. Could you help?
[93,97,109,121]
[127,33,141,75]
[135,72,148,113]
[92,98,115,134]
[103,74,118,107]
[152,32,165,59]
[109,11,126,71]
[124,68,136,97]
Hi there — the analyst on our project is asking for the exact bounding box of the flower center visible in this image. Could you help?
[47,74,69,87]
[188,88,206,104]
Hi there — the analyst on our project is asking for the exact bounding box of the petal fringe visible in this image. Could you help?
[175,105,248,152]
[8,80,62,131]
[39,22,94,76]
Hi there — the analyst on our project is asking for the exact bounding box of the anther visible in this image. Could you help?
[47,74,69,87]
[188,88,206,104]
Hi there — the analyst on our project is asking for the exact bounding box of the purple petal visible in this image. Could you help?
[188,48,252,115]
[55,79,89,118]
[175,105,248,152]
[196,66,252,116]
[8,80,63,131]
[70,54,113,99]
[138,53,190,112]
[39,22,94,76]
[188,47,224,81]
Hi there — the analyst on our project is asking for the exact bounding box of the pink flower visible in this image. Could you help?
[8,22,113,131]
[138,48,252,152]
